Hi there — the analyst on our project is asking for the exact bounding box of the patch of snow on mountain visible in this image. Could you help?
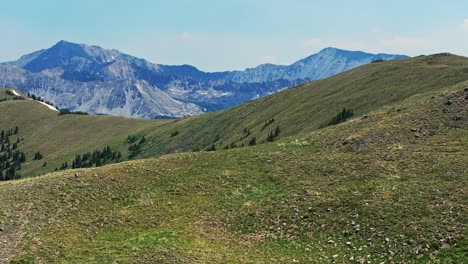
[11,90,20,96]
[38,101,59,112]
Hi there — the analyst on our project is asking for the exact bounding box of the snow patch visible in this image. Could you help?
[38,101,59,112]
[11,90,20,96]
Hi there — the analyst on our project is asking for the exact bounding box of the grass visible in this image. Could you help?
[0,81,466,263]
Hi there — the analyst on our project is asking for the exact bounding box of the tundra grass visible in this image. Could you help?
[1,82,466,263]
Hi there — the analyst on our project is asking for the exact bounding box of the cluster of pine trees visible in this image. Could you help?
[261,117,281,142]
[239,128,251,141]
[266,125,281,142]
[58,109,89,115]
[126,135,139,144]
[27,93,56,107]
[127,136,146,158]
[223,142,237,150]
[66,146,122,170]
[320,108,354,128]
[0,96,24,102]
[223,120,281,150]
[1,90,24,102]
[55,146,122,171]
[33,151,43,160]
[0,127,26,181]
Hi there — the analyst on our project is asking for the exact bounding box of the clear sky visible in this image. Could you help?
[1,0,467,71]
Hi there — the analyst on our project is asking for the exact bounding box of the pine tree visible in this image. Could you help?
[207,144,216,151]
[20,152,26,162]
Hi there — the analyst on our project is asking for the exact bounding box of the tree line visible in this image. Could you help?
[0,127,28,181]
[27,92,90,115]
[55,146,122,171]
[0,96,24,103]
[27,93,56,108]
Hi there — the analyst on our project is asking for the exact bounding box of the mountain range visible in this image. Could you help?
[0,41,408,118]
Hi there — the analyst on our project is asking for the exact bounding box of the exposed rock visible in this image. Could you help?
[0,41,408,118]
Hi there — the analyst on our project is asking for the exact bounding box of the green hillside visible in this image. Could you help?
[159,53,468,152]
[0,93,165,177]
[1,81,466,263]
[2,54,467,179]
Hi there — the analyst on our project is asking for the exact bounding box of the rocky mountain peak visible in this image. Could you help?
[22,41,121,73]
[0,41,409,118]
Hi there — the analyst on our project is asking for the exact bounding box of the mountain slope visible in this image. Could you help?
[1,81,466,263]
[0,90,166,177]
[0,41,203,118]
[1,53,466,179]
[0,41,408,117]
[157,53,468,152]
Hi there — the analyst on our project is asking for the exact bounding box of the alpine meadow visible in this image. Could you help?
[0,1,467,263]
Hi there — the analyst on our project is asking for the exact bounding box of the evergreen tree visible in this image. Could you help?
[320,108,354,128]
[207,144,216,151]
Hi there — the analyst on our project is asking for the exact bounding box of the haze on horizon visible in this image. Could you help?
[1,0,467,71]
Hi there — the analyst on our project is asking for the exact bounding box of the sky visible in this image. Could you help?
[1,0,467,71]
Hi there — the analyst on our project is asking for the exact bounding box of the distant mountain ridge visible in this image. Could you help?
[224,47,408,83]
[0,41,408,118]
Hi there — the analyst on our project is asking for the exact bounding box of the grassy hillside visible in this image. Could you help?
[158,53,468,152]
[0,88,25,101]
[1,53,467,179]
[0,81,466,263]
[0,91,167,177]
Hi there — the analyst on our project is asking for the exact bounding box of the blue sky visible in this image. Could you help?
[1,0,467,71]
